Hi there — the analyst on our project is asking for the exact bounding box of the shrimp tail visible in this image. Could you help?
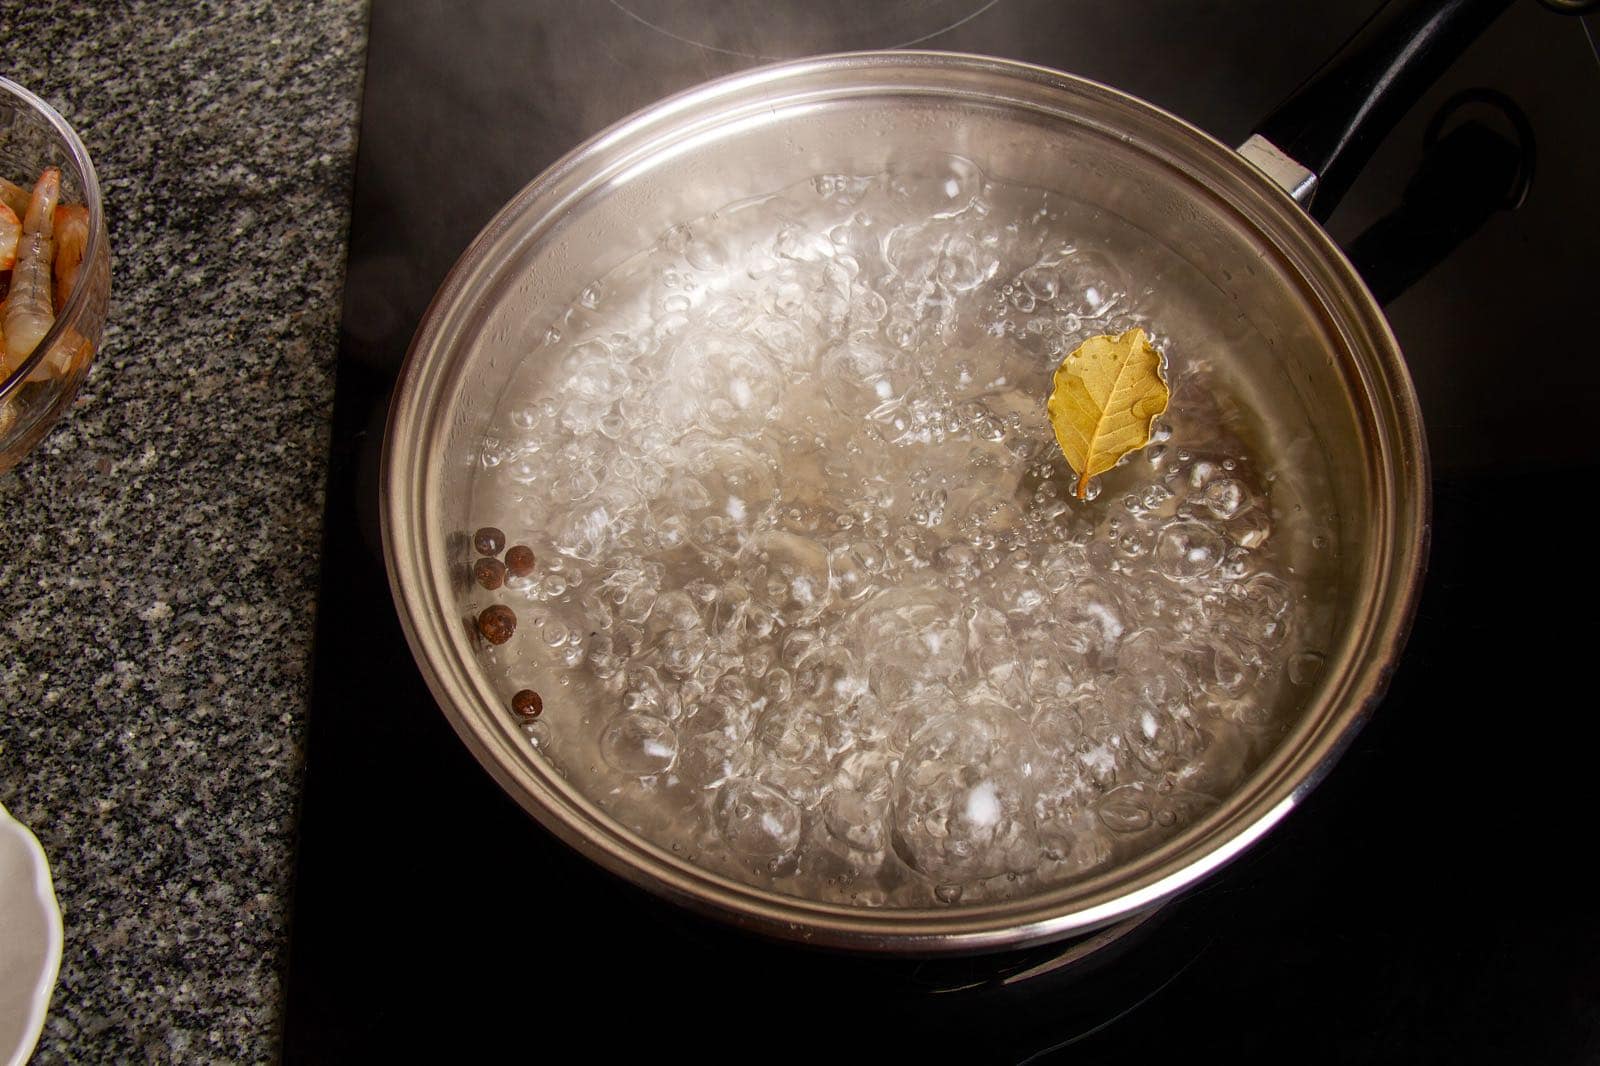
[52,203,89,312]
[21,167,59,235]
[0,177,28,219]
[0,203,17,271]
[2,167,60,364]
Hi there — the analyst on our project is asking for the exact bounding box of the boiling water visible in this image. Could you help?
[469,156,1335,908]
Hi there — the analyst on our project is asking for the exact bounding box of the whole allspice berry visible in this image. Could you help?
[473,526,506,556]
[474,557,507,590]
[504,544,536,577]
[512,689,543,719]
[477,604,518,645]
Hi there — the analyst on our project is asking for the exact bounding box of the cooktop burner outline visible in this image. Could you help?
[606,0,1004,59]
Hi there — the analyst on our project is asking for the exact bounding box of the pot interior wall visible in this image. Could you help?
[389,57,1412,942]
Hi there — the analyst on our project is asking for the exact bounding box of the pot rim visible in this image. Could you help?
[381,50,1430,954]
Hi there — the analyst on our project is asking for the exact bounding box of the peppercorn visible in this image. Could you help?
[477,604,517,644]
[473,557,506,590]
[504,544,536,577]
[472,526,506,556]
[512,689,543,719]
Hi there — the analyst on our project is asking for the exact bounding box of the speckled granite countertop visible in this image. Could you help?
[0,2,364,1060]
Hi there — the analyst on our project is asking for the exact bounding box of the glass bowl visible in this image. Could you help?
[0,76,110,472]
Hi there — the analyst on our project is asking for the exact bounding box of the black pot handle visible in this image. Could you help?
[1246,0,1512,220]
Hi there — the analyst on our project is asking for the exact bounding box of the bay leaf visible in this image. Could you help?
[1047,327,1170,499]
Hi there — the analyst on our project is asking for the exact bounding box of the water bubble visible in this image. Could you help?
[774,280,806,317]
[790,643,868,715]
[852,289,889,324]
[814,174,844,198]
[856,586,968,690]
[1202,477,1250,519]
[550,503,620,563]
[821,339,910,416]
[1188,638,1255,698]
[890,709,1040,881]
[658,629,709,677]
[1154,521,1226,579]
[762,666,794,706]
[751,315,807,371]
[1017,264,1060,303]
[757,531,832,621]
[967,606,1020,690]
[1187,460,1224,490]
[1117,526,1155,558]
[886,153,984,218]
[1230,573,1294,649]
[1056,578,1126,666]
[521,717,552,749]
[560,353,629,436]
[715,778,803,859]
[1033,767,1094,860]
[663,332,783,434]
[828,544,879,601]
[584,632,627,679]
[755,702,827,765]
[993,569,1048,620]
[936,234,990,293]
[1122,706,1200,774]
[614,582,658,627]
[679,731,746,789]
[1097,787,1153,833]
[758,759,827,810]
[1227,507,1274,550]
[649,589,702,635]
[621,664,668,715]
[1051,248,1127,318]
[774,222,833,263]
[1031,697,1087,757]
[685,235,728,272]
[825,789,888,853]
[600,713,678,775]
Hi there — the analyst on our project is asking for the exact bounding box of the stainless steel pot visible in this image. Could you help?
[382,2,1482,953]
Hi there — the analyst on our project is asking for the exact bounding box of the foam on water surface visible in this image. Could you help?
[468,155,1337,908]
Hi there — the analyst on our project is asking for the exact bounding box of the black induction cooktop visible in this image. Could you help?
[282,3,1600,1060]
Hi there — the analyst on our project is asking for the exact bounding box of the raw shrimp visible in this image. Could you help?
[0,177,27,219]
[52,203,88,311]
[3,167,59,364]
[0,203,17,271]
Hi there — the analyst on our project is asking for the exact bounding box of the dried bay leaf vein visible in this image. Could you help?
[1047,327,1170,499]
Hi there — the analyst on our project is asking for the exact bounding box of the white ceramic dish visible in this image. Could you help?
[0,803,61,1066]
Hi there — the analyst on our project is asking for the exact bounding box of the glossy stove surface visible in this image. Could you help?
[283,3,1600,1060]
